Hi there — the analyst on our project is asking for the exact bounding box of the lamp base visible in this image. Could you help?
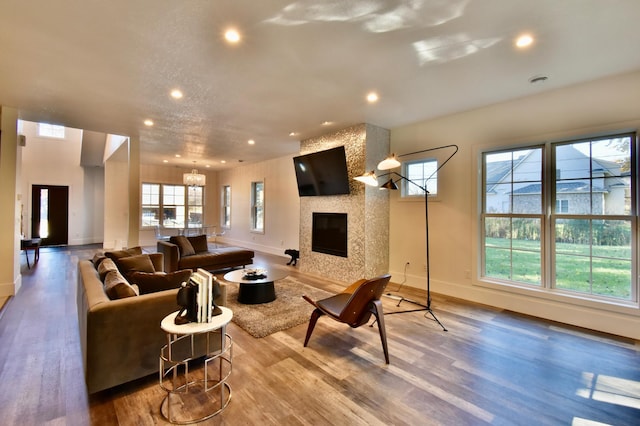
[382,295,447,331]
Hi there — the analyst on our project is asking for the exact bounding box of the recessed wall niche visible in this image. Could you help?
[298,123,389,283]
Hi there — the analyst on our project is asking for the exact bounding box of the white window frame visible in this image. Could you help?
[141,182,205,229]
[38,123,65,139]
[250,180,264,233]
[401,158,438,198]
[221,185,231,229]
[479,132,637,305]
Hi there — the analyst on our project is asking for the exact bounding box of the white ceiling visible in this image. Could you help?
[1,0,640,170]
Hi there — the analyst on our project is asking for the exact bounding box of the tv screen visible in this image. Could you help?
[293,146,350,196]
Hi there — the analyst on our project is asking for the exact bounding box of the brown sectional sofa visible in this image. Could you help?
[76,247,227,393]
[157,235,254,273]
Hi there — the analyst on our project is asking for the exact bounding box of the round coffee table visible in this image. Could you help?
[223,267,288,304]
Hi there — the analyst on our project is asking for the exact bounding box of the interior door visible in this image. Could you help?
[31,185,69,246]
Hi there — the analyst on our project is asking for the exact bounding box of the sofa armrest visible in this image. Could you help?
[157,240,180,272]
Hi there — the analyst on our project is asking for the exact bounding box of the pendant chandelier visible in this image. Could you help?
[183,162,206,186]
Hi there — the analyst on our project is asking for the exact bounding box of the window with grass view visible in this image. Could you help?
[482,133,635,302]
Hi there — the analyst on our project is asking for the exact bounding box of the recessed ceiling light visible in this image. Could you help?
[248,139,255,145]
[322,121,333,126]
[366,92,379,103]
[515,34,534,48]
[170,89,183,99]
[289,132,298,137]
[221,160,226,164]
[225,28,241,43]
[144,119,154,126]
[163,159,169,163]
[175,154,181,158]
[205,164,211,168]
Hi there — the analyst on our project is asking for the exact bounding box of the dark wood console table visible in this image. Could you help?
[21,238,41,269]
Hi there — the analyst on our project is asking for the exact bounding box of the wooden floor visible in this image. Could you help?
[0,245,639,425]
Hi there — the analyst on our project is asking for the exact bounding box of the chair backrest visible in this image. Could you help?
[339,274,391,327]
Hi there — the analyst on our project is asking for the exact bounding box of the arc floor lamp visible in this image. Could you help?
[355,144,458,331]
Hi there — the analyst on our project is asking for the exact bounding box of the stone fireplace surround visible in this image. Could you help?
[298,123,390,284]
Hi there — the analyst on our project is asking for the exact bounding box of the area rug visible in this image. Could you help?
[222,276,332,338]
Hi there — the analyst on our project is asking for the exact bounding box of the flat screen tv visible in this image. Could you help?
[293,146,350,196]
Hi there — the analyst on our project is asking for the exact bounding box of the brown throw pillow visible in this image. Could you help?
[103,270,139,299]
[149,252,164,272]
[97,258,118,281]
[104,246,143,261]
[172,236,195,257]
[129,270,192,295]
[188,235,209,253]
[116,254,156,279]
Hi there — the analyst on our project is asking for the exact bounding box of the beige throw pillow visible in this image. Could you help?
[97,258,118,281]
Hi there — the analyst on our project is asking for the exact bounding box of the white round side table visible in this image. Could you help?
[159,307,233,424]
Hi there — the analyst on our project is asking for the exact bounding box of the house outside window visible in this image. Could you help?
[481,133,634,302]
[221,185,231,228]
[251,181,264,232]
[402,158,438,197]
[555,199,569,213]
[141,183,204,229]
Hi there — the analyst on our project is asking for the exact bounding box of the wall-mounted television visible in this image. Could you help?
[293,146,350,196]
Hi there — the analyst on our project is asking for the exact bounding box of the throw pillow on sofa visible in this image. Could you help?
[116,254,156,280]
[171,236,196,257]
[129,270,192,295]
[97,258,119,281]
[105,246,143,261]
[188,234,209,253]
[104,270,139,299]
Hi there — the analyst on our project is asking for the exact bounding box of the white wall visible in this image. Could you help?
[218,155,300,258]
[20,120,105,246]
[389,70,640,339]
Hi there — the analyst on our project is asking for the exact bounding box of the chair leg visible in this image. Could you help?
[304,308,324,347]
[371,300,389,364]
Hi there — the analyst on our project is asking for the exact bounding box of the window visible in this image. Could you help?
[402,158,438,197]
[481,133,635,302]
[38,123,65,139]
[251,181,264,232]
[141,183,204,229]
[221,185,231,228]
[186,186,203,228]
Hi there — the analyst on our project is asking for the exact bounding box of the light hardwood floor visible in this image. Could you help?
[0,244,639,425]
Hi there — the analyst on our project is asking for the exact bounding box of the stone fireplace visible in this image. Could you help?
[299,123,389,283]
